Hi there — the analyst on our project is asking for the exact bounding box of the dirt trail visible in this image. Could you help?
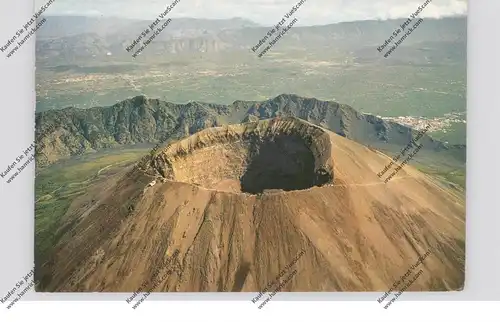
[36,117,465,293]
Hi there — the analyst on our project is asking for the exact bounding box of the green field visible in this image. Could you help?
[414,163,466,192]
[35,147,149,265]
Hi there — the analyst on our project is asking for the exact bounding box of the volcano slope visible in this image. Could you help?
[35,117,465,292]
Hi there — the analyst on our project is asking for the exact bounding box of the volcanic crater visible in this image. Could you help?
[149,117,335,194]
[36,116,465,293]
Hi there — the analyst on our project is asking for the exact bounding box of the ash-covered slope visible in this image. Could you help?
[35,94,465,168]
[36,117,465,292]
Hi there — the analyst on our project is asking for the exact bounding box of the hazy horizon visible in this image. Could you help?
[35,0,467,26]
[40,13,467,27]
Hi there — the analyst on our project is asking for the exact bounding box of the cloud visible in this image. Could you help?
[35,0,467,25]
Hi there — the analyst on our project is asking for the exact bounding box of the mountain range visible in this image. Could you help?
[35,16,466,64]
[35,94,465,169]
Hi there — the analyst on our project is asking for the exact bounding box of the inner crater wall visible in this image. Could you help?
[150,118,334,194]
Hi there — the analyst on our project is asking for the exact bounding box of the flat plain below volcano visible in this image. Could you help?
[35,117,465,292]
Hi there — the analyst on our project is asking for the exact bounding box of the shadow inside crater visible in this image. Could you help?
[240,133,332,194]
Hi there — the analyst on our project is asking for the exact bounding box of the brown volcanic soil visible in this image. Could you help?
[36,117,465,292]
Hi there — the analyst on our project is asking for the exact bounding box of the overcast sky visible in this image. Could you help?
[35,0,467,25]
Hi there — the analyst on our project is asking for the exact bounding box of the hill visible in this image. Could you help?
[35,117,465,292]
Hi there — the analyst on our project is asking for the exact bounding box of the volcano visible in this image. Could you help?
[36,117,465,292]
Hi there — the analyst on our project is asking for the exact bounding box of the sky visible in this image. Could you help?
[35,0,467,26]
